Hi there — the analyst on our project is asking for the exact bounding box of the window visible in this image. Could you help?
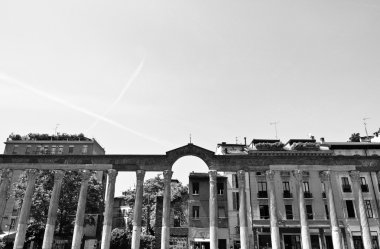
[82,145,88,154]
[233,192,239,210]
[44,145,49,154]
[232,174,239,188]
[51,145,56,155]
[303,182,312,198]
[36,145,42,154]
[12,145,19,154]
[306,205,313,219]
[361,177,369,192]
[365,200,373,218]
[346,200,356,218]
[285,205,293,220]
[68,146,74,154]
[57,145,63,154]
[192,182,199,195]
[372,236,379,249]
[283,182,292,198]
[342,177,352,192]
[325,205,329,219]
[192,206,199,219]
[258,182,268,198]
[218,207,226,218]
[25,145,31,154]
[322,183,326,198]
[217,182,224,195]
[259,205,269,219]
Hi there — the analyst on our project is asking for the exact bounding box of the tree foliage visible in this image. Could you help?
[349,133,361,142]
[13,170,104,244]
[122,175,188,236]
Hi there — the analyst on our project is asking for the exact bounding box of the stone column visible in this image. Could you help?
[293,170,311,249]
[131,170,145,249]
[71,170,91,249]
[13,169,38,249]
[266,170,280,249]
[237,170,249,249]
[100,169,118,249]
[209,170,218,249]
[161,170,173,249]
[0,169,13,230]
[320,171,343,249]
[350,171,372,249]
[42,170,65,249]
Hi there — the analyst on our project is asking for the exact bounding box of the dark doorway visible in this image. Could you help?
[218,239,226,249]
[310,235,320,249]
[284,235,301,249]
[194,242,210,249]
[325,236,333,249]
[258,235,271,249]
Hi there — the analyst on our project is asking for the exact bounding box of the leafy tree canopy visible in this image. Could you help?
[13,170,104,245]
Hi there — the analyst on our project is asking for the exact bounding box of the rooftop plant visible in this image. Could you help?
[255,142,284,151]
[8,133,91,141]
[291,142,320,151]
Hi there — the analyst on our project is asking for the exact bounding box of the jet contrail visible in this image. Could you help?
[0,72,168,147]
[87,57,145,132]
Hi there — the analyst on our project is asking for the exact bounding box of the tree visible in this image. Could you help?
[349,133,361,142]
[121,175,189,235]
[13,170,104,246]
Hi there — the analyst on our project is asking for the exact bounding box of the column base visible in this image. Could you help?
[161,226,170,249]
[13,223,27,249]
[271,226,281,249]
[100,225,112,249]
[239,226,249,249]
[42,223,55,249]
[71,225,84,249]
[131,225,142,249]
[210,226,218,249]
[301,225,312,249]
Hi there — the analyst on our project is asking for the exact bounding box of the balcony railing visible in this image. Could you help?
[283,191,293,198]
[304,192,313,198]
[342,185,352,193]
[257,191,268,198]
[361,184,369,192]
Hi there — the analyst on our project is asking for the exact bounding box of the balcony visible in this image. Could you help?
[322,192,326,199]
[283,191,293,198]
[304,192,313,198]
[361,184,369,192]
[257,191,268,198]
[342,185,352,193]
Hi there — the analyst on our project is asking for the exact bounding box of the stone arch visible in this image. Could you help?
[165,143,215,168]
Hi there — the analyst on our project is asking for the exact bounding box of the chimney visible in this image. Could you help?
[320,137,325,143]
[244,137,247,145]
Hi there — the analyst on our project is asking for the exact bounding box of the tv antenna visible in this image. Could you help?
[55,124,60,136]
[270,121,279,139]
[363,118,370,139]
[189,133,192,144]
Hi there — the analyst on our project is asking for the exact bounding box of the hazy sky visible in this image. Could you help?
[1,0,379,194]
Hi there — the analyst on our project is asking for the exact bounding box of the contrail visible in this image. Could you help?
[87,57,145,132]
[0,72,168,147]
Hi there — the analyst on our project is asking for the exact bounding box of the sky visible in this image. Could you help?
[1,0,380,195]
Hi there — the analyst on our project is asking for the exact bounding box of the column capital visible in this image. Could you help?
[136,170,146,182]
[209,170,217,182]
[107,169,118,181]
[53,170,65,182]
[0,169,12,179]
[266,170,276,181]
[293,170,303,182]
[163,170,173,182]
[80,170,92,182]
[349,171,361,182]
[320,171,331,182]
[26,169,38,178]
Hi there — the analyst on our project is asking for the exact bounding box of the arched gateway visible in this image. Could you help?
[1,143,380,249]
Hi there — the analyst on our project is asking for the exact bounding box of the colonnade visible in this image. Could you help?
[0,168,375,249]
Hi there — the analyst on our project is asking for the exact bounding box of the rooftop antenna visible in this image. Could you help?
[189,133,192,144]
[363,117,370,140]
[236,137,238,144]
[55,124,60,136]
[270,121,279,139]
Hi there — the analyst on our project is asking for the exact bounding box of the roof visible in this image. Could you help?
[217,142,246,147]
[286,139,316,145]
[321,142,380,150]
[189,172,227,179]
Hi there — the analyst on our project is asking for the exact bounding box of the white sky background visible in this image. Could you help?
[1,0,380,195]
